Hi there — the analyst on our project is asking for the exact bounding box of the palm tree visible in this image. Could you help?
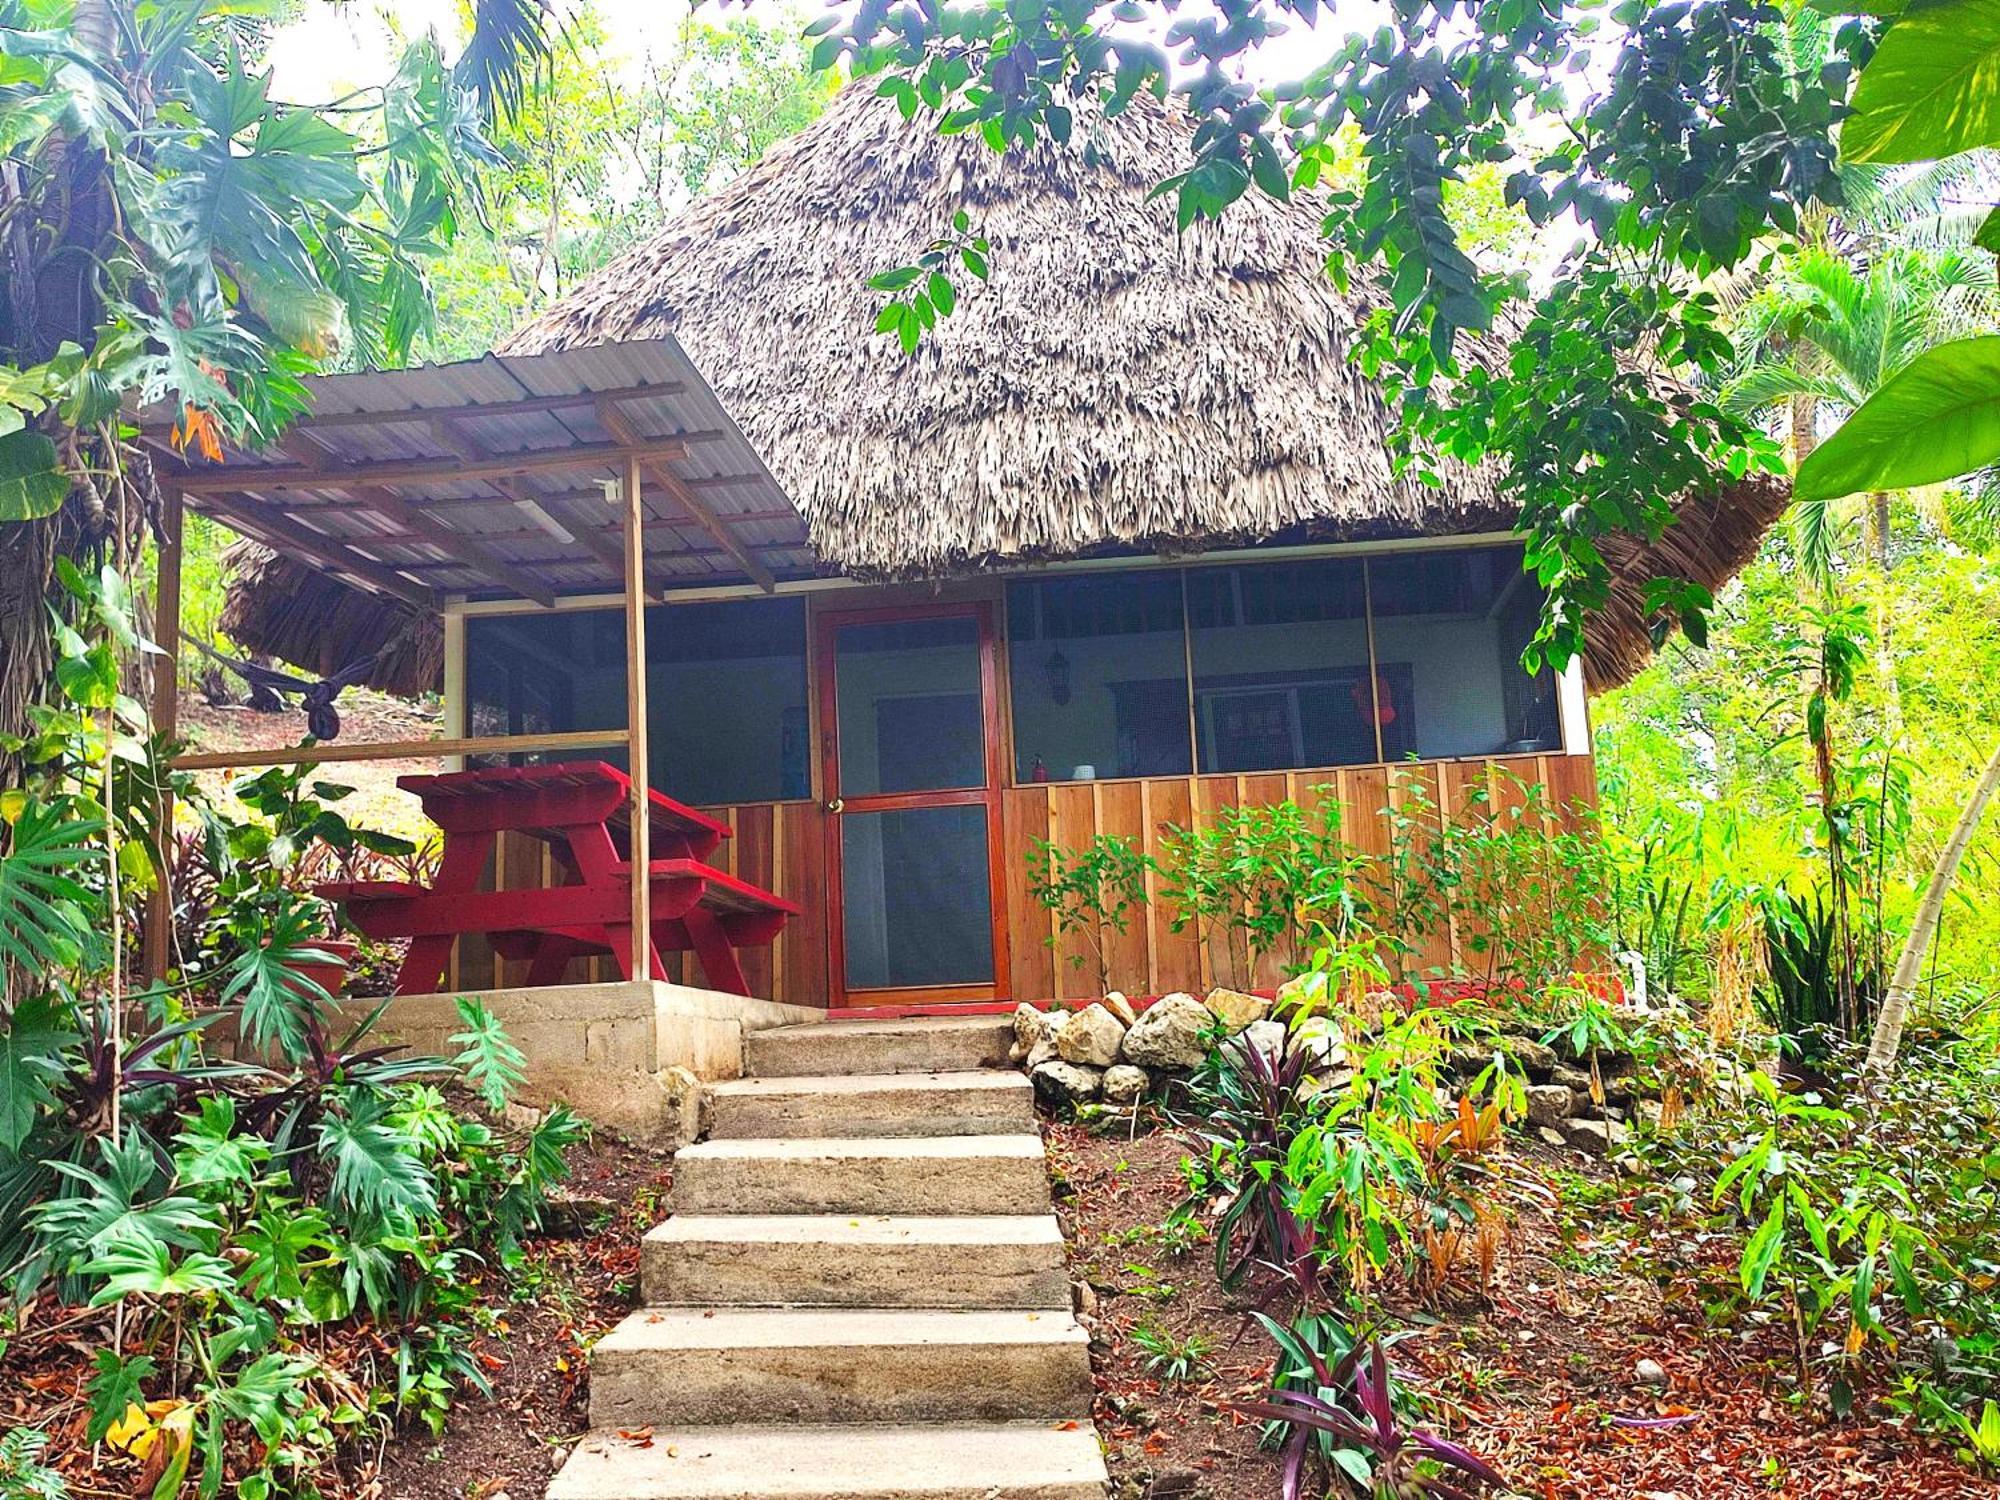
[1723,246,1997,580]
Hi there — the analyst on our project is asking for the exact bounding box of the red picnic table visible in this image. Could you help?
[316,761,797,997]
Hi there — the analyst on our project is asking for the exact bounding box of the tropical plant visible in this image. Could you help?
[1237,1323,1506,1500]
[1026,832,1153,994]
[1157,792,1367,985]
[0,0,555,740]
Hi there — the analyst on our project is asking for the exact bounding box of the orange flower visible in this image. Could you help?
[172,404,223,464]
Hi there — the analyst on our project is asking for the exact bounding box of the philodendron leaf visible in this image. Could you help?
[1795,336,2000,502]
[0,428,66,522]
[1841,0,2000,164]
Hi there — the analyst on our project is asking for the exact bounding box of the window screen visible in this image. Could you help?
[1006,573,1191,783]
[465,597,811,805]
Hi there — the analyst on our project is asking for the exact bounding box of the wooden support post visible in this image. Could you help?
[622,453,652,982]
[144,488,183,982]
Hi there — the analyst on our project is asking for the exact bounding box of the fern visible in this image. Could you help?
[0,1427,68,1500]
[449,998,526,1111]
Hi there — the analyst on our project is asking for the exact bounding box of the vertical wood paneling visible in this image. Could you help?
[443,754,1599,1009]
[1002,787,1053,1004]
[1047,783,1098,1000]
[731,804,777,999]
[1441,759,1496,975]
[776,803,829,1010]
[1146,777,1202,997]
[1095,780,1149,995]
[1388,763,1455,979]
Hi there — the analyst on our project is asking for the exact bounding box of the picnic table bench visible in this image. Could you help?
[316,761,796,997]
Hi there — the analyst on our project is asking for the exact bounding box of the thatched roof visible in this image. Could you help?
[501,82,1787,689]
[217,541,443,695]
[226,81,1788,695]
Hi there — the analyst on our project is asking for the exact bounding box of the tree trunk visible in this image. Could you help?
[1790,393,1818,467]
[1865,737,2000,1073]
[1865,492,1903,748]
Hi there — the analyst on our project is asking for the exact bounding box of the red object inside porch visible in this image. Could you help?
[317,761,797,997]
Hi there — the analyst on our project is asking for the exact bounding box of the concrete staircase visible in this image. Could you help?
[549,1015,1108,1500]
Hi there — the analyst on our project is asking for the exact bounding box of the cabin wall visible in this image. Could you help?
[446,544,1599,1006]
[448,751,1598,1005]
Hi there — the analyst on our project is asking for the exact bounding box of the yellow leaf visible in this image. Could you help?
[0,788,24,823]
[106,1402,154,1455]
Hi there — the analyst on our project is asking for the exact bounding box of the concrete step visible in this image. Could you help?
[641,1214,1070,1309]
[672,1134,1051,1217]
[588,1307,1093,1428]
[549,1423,1108,1500]
[744,1016,1014,1079]
[708,1070,1035,1140]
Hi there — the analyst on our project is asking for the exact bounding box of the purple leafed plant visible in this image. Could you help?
[1236,1335,1507,1500]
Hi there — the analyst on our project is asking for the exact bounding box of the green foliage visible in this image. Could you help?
[1026,833,1152,992]
[0,566,589,1496]
[417,6,838,361]
[451,997,528,1111]
[0,1428,66,1500]
[1796,336,2000,504]
[807,0,1846,667]
[1128,1319,1215,1383]
[1158,791,1368,985]
[1644,1045,2000,1424]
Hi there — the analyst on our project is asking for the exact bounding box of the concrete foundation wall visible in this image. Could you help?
[345,981,822,1145]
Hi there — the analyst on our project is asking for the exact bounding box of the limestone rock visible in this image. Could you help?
[1031,1060,1104,1106]
[1559,1114,1630,1154]
[1502,1034,1560,1074]
[1293,1015,1347,1069]
[1234,1019,1289,1068]
[1058,1003,1128,1067]
[1535,1125,1569,1148]
[1526,1083,1573,1126]
[1009,1003,1055,1063]
[1204,986,1270,1034]
[1274,971,1328,1015]
[1121,992,1213,1070]
[1102,1064,1150,1105]
[1634,1357,1668,1388]
[1103,990,1139,1027]
[1024,1009,1070,1069]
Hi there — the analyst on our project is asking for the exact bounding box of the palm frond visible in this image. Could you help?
[455,0,554,121]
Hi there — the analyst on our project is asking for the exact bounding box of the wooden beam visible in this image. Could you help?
[275,427,558,608]
[622,453,652,981]
[595,400,777,592]
[144,488,183,983]
[352,485,556,607]
[168,437,689,495]
[171,728,627,772]
[426,418,664,600]
[194,490,437,610]
[140,379,690,439]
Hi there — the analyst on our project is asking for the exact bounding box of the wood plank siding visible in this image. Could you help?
[450,751,1598,1005]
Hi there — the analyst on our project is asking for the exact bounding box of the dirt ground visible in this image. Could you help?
[1047,1116,1997,1500]
[179,689,440,843]
[366,1133,671,1500]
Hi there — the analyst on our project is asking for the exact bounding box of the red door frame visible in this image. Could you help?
[813,599,1010,1008]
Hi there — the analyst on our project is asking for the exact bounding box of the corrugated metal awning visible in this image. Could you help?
[137,337,816,607]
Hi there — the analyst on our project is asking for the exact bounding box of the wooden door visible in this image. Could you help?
[815,601,1009,1007]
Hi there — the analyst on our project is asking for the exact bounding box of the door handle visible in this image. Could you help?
[824,797,844,814]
